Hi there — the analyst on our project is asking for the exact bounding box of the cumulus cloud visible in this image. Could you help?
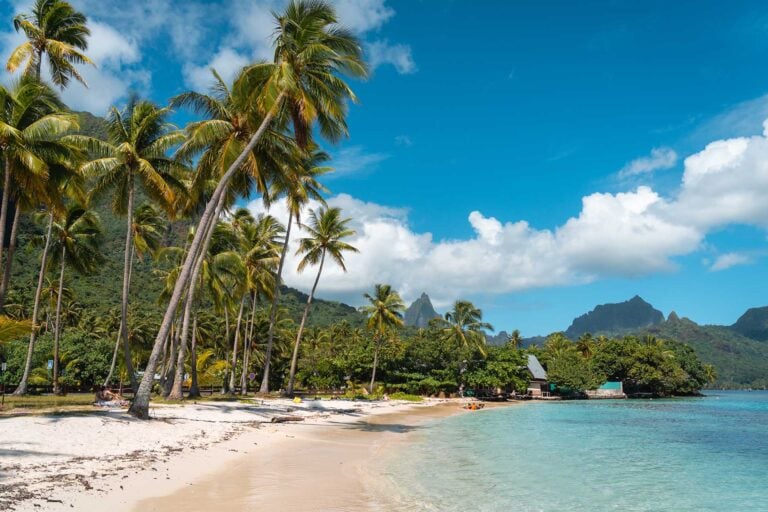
[245,121,768,307]
[710,252,753,272]
[618,147,678,178]
[183,48,251,93]
[367,40,417,74]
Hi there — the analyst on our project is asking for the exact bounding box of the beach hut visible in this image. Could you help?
[526,354,550,397]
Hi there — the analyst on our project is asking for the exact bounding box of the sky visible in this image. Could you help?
[2,0,768,336]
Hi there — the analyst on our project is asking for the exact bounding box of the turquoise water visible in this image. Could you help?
[382,392,768,511]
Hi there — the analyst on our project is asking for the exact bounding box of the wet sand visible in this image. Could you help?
[136,402,496,511]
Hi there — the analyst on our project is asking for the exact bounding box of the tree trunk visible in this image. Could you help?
[52,246,66,395]
[120,182,138,391]
[14,212,54,395]
[0,198,19,311]
[130,92,285,419]
[0,158,12,303]
[163,321,181,398]
[370,338,380,394]
[228,295,246,393]
[104,244,135,387]
[260,213,292,393]
[240,293,257,395]
[286,250,325,396]
[188,314,200,398]
[168,203,220,400]
[221,306,230,394]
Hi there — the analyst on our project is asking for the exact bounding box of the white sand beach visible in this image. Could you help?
[1,398,474,511]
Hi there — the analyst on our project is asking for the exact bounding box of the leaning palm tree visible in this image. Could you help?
[47,204,103,394]
[260,149,329,393]
[285,207,357,395]
[67,98,185,391]
[360,284,405,393]
[441,300,493,357]
[131,0,366,418]
[6,0,93,86]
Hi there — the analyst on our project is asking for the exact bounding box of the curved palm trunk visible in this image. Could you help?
[188,314,200,398]
[163,323,179,397]
[167,212,219,400]
[0,202,21,311]
[52,246,66,395]
[120,182,138,391]
[0,158,12,301]
[228,295,246,393]
[130,93,285,419]
[286,250,325,396]
[260,213,292,393]
[14,212,54,395]
[240,293,258,395]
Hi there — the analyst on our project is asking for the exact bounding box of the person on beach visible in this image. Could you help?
[95,386,128,407]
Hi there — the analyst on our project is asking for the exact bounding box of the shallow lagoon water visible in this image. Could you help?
[382,392,768,511]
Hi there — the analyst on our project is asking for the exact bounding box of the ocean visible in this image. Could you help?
[380,392,768,511]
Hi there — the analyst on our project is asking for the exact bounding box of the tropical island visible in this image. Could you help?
[1,1,767,511]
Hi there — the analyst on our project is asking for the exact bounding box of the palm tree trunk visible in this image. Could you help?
[14,211,54,395]
[286,250,325,396]
[221,307,230,394]
[168,203,220,400]
[228,295,246,393]
[104,244,135,387]
[0,158,12,301]
[369,339,380,394]
[130,92,286,419]
[260,213,292,393]
[188,314,200,398]
[240,293,257,395]
[0,202,21,310]
[163,323,179,398]
[52,246,66,395]
[120,182,137,391]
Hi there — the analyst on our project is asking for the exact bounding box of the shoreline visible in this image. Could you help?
[2,398,511,511]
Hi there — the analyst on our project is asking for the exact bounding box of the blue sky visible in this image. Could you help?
[3,0,768,336]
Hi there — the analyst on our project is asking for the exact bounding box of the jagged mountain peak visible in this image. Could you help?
[404,292,440,328]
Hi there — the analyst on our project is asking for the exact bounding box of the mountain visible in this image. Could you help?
[486,330,509,346]
[641,315,768,388]
[565,295,664,339]
[404,292,440,328]
[731,306,768,342]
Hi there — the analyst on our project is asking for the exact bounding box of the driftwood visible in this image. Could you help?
[270,415,305,423]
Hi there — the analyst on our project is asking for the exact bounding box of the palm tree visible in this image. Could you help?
[0,78,78,311]
[68,98,185,391]
[576,333,595,359]
[132,0,366,418]
[47,204,102,394]
[286,207,357,395]
[6,0,93,87]
[260,149,328,393]
[441,300,493,356]
[506,329,522,350]
[360,284,405,393]
[104,203,165,386]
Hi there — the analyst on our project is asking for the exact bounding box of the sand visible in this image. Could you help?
[0,398,487,511]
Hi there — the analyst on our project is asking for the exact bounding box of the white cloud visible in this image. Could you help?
[618,147,678,178]
[329,146,389,177]
[183,48,251,92]
[245,119,768,307]
[367,40,417,74]
[394,135,413,147]
[332,0,395,33]
[710,252,753,272]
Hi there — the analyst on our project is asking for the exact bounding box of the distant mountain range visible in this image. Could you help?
[404,293,440,328]
[526,295,768,388]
